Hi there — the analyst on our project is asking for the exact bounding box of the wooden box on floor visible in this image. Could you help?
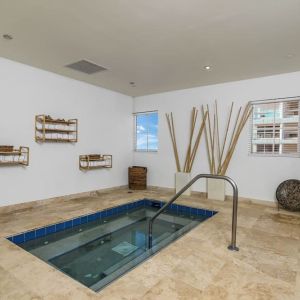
[128,166,147,190]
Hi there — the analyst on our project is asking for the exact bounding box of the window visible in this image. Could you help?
[249,97,300,157]
[134,111,158,151]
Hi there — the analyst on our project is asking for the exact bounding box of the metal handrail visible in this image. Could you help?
[148,174,239,251]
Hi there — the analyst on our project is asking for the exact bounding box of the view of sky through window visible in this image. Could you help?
[135,112,158,151]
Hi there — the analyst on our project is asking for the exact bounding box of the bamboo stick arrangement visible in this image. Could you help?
[166,112,181,172]
[166,101,252,176]
[202,101,252,175]
[166,108,208,173]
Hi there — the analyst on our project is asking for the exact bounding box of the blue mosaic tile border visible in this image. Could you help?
[7,199,217,245]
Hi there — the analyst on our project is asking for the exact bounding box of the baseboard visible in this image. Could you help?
[147,185,276,207]
[0,185,128,214]
[0,184,277,214]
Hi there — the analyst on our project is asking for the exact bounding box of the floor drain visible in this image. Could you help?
[112,241,138,257]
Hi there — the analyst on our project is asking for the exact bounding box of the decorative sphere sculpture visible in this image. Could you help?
[276,179,300,211]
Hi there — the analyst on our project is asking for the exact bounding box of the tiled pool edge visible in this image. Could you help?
[7,198,218,245]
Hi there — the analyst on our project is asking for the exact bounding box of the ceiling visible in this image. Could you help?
[1,0,300,97]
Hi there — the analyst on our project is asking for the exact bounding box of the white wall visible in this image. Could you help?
[0,58,133,206]
[1,57,299,205]
[133,72,300,202]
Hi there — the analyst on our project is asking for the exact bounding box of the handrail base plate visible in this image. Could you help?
[228,245,239,251]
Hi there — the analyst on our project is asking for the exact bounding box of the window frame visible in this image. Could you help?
[133,110,158,152]
[249,96,300,158]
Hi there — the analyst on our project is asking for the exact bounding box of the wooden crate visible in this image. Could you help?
[128,166,147,190]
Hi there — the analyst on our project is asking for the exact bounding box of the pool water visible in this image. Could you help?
[10,199,216,292]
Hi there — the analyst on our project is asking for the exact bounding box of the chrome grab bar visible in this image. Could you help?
[147,174,239,251]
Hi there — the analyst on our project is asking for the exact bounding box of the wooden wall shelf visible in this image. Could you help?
[79,154,112,170]
[35,115,78,143]
[0,146,29,166]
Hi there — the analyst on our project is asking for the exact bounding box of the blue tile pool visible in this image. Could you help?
[7,199,217,292]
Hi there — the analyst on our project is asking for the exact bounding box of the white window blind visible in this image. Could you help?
[249,97,300,157]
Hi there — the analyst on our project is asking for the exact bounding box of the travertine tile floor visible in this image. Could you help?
[0,187,299,299]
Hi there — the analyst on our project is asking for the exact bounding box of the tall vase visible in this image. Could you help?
[207,178,225,201]
[175,172,191,196]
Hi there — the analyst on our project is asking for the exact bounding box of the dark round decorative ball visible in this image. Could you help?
[276,179,300,211]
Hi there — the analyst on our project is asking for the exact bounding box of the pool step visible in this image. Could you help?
[90,232,171,290]
[146,210,191,226]
[102,231,170,277]
[29,210,187,261]
[102,248,145,276]
[31,215,146,260]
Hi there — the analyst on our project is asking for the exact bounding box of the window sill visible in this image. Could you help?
[134,150,158,153]
[249,153,300,158]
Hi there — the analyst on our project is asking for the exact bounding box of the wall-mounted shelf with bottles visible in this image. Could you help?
[79,154,112,170]
[35,115,78,143]
[0,146,29,166]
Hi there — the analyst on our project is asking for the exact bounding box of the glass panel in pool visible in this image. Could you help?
[7,199,217,292]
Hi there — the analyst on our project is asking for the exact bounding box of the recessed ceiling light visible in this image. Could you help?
[204,66,211,70]
[2,34,13,40]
